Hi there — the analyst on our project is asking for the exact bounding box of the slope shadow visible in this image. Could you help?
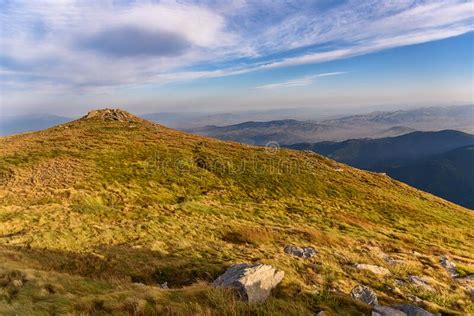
[1,245,226,287]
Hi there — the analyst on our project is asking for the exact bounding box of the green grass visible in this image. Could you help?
[0,112,473,314]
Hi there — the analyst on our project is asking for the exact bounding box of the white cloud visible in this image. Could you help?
[0,0,473,97]
[254,72,347,90]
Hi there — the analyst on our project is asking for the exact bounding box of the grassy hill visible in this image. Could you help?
[0,109,473,315]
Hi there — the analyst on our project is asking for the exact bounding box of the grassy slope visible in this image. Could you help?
[0,113,473,315]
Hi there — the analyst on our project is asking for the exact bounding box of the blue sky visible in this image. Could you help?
[0,0,473,115]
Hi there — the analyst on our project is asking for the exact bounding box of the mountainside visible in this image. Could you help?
[384,145,474,210]
[287,130,474,209]
[189,119,338,145]
[188,105,474,145]
[0,110,473,315]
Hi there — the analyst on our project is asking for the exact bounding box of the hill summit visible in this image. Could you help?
[82,108,138,122]
[0,109,473,315]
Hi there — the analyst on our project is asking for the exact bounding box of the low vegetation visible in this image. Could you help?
[0,110,473,315]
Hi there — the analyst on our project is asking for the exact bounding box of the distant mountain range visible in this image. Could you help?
[287,130,474,209]
[0,114,70,136]
[3,105,473,140]
[189,105,474,145]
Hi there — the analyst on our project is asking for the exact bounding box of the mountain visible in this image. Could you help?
[0,114,71,136]
[189,105,474,145]
[384,145,474,210]
[287,130,474,208]
[322,105,474,132]
[189,119,338,145]
[0,109,473,315]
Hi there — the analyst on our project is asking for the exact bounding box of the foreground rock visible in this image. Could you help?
[392,304,434,316]
[356,264,391,276]
[212,263,284,302]
[373,304,435,316]
[372,305,406,316]
[351,285,378,306]
[283,245,316,258]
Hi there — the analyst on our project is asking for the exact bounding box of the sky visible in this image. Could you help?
[0,0,473,116]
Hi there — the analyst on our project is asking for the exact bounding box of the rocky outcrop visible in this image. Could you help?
[212,263,284,302]
[355,264,391,276]
[283,245,316,258]
[351,285,378,306]
[83,109,137,122]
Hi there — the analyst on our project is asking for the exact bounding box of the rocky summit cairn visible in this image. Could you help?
[212,263,284,303]
[83,109,136,122]
[350,284,378,306]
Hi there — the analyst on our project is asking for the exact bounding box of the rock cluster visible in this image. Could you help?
[350,285,435,316]
[83,109,136,122]
[284,245,316,258]
[212,263,284,303]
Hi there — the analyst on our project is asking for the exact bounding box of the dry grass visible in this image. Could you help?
[0,113,473,314]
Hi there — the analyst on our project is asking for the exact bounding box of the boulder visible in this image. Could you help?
[284,245,316,258]
[391,304,434,316]
[350,285,378,306]
[373,305,407,316]
[212,263,284,302]
[356,264,391,276]
[439,256,458,277]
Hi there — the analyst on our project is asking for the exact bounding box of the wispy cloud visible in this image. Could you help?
[254,72,347,90]
[0,0,473,97]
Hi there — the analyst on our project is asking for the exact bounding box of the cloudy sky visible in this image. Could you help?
[0,0,473,115]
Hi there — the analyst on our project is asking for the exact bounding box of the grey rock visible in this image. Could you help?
[407,275,434,292]
[284,245,316,258]
[350,284,378,306]
[159,282,169,289]
[373,305,407,316]
[355,264,391,276]
[392,304,434,316]
[212,263,284,302]
[439,256,458,277]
